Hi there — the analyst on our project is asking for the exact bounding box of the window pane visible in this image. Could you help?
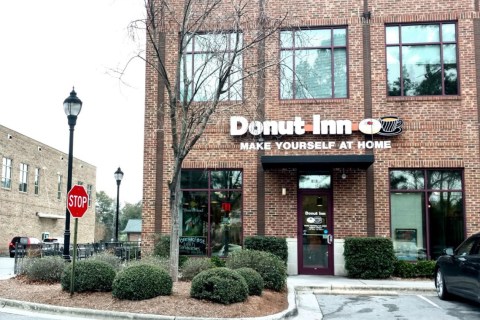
[299,174,331,189]
[401,25,440,43]
[181,170,208,189]
[443,44,458,95]
[280,31,293,48]
[296,29,331,47]
[402,45,441,96]
[210,191,242,257]
[442,24,456,42]
[386,26,399,44]
[427,170,462,190]
[428,191,464,259]
[333,29,346,46]
[387,47,401,96]
[280,51,294,99]
[211,170,242,189]
[295,49,332,99]
[333,48,347,97]
[180,191,208,256]
[391,193,427,260]
[390,170,424,190]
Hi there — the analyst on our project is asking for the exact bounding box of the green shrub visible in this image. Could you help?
[393,260,416,278]
[244,236,288,263]
[393,260,435,278]
[90,252,122,271]
[344,237,396,279]
[112,264,172,300]
[235,267,264,296]
[226,249,287,291]
[153,235,188,267]
[61,260,116,293]
[210,256,226,267]
[414,260,435,278]
[190,267,248,304]
[23,256,65,283]
[181,257,214,281]
[153,235,170,257]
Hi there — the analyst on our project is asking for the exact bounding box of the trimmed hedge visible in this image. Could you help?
[226,249,287,291]
[190,267,248,304]
[112,264,172,300]
[344,237,396,279]
[244,236,288,263]
[61,260,116,292]
[235,267,264,296]
[393,260,435,278]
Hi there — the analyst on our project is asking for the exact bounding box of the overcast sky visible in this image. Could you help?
[0,0,146,204]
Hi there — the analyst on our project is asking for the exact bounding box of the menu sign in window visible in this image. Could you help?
[179,236,207,255]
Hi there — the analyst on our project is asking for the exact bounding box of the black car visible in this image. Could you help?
[435,232,480,303]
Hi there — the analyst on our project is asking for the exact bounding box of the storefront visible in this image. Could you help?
[142,0,480,276]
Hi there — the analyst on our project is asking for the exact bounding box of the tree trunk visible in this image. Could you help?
[168,163,182,281]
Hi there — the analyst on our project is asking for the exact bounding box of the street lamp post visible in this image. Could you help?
[114,167,124,242]
[63,88,82,261]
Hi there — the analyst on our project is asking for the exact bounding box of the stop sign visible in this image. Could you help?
[67,185,89,218]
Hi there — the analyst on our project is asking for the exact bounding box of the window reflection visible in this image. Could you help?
[390,169,464,260]
[181,170,243,257]
[299,174,331,189]
[280,27,348,99]
[386,22,458,96]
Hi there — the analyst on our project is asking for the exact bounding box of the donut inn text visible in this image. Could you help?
[230,115,403,137]
[230,115,403,150]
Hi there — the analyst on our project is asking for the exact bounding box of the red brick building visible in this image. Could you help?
[142,0,480,275]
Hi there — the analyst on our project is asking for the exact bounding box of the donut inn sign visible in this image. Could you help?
[230,115,404,150]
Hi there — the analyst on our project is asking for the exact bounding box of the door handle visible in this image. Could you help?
[327,234,333,245]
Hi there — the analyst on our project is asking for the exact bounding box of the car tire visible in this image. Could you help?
[436,268,450,300]
[9,252,14,258]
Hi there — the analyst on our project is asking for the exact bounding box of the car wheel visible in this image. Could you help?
[9,252,14,258]
[436,268,450,300]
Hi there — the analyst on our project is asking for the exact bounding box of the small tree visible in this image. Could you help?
[131,0,286,281]
[95,191,115,241]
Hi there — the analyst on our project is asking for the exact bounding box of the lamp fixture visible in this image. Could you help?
[341,168,347,180]
[316,196,323,207]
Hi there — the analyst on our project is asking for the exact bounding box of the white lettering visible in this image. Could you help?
[230,116,248,136]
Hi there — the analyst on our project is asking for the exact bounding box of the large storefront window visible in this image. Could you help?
[180,169,242,257]
[390,169,464,260]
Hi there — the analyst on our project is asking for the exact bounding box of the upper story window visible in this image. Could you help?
[1,157,12,189]
[280,27,348,99]
[87,184,93,207]
[386,22,458,96]
[181,33,243,102]
[19,163,28,193]
[34,168,40,195]
[57,174,62,200]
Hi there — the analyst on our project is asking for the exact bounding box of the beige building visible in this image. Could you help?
[0,124,96,255]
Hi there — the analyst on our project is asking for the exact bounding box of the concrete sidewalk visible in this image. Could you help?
[0,275,436,320]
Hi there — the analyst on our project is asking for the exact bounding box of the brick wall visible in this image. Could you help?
[143,0,480,252]
[0,125,96,254]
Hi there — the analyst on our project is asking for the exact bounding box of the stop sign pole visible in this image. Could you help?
[66,185,89,295]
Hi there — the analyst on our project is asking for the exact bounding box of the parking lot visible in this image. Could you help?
[316,293,480,320]
[0,257,14,279]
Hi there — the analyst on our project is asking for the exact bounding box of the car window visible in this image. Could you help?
[470,238,480,255]
[456,237,476,256]
[19,238,28,245]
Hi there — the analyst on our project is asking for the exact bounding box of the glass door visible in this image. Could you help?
[298,193,333,275]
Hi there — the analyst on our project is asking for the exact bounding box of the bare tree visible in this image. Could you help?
[132,0,286,280]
